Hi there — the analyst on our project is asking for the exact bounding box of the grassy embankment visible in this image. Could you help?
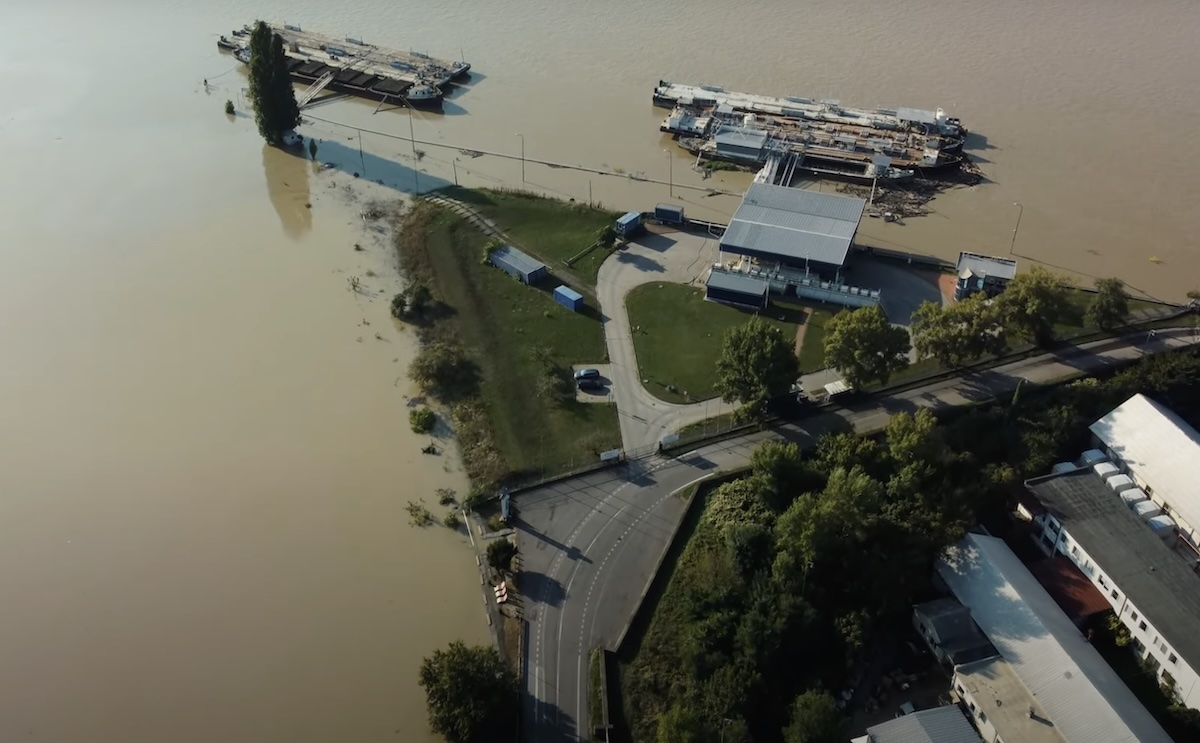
[394,190,622,486]
[624,283,835,404]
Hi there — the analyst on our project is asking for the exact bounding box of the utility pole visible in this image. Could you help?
[1010,202,1024,255]
[452,158,459,186]
[664,149,673,197]
[515,132,525,183]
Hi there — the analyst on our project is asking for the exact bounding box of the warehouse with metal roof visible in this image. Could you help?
[718,183,865,278]
[1089,393,1200,548]
[937,532,1172,743]
[854,705,981,743]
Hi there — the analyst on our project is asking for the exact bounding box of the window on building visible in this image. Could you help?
[1111,589,1119,600]
[1160,642,1168,654]
[968,701,976,712]
[1140,621,1148,631]
[1131,610,1139,621]
[1099,575,1108,588]
[979,712,988,724]
[1071,545,1079,557]
[1170,654,1178,665]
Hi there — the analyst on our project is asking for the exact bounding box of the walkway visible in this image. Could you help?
[518,326,1200,743]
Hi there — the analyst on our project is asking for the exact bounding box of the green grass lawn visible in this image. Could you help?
[423,211,620,476]
[438,187,618,289]
[625,283,834,403]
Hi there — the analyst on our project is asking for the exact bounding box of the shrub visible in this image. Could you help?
[410,406,436,433]
[487,514,505,532]
[406,500,433,527]
[224,99,235,115]
[486,538,517,571]
[463,488,490,513]
[437,488,457,506]
[442,511,460,529]
[409,341,479,399]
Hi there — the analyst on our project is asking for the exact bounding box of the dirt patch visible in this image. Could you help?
[792,307,812,356]
[936,272,959,305]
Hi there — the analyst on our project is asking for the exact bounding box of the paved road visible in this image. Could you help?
[596,229,740,451]
[518,325,1200,743]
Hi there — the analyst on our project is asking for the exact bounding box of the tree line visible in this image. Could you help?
[714,268,1142,407]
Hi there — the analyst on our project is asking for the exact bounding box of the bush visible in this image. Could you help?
[406,500,433,527]
[463,488,490,513]
[224,99,235,115]
[443,511,460,529]
[437,488,457,506]
[486,538,517,571]
[410,406,436,433]
[409,341,479,399]
[487,514,505,532]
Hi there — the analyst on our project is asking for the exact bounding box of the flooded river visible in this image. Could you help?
[1,0,1198,741]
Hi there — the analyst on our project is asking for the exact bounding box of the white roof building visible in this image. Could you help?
[1089,393,1200,547]
[936,533,1172,743]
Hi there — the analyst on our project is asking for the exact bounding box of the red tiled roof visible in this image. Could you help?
[1029,555,1112,621]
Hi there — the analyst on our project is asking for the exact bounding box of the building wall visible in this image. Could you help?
[913,612,949,666]
[1092,439,1200,548]
[951,675,1002,743]
[1030,516,1200,710]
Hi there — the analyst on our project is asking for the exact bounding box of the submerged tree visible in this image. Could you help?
[1086,277,1130,331]
[247,21,301,145]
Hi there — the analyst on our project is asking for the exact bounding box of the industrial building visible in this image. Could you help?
[1088,393,1200,549]
[703,269,769,309]
[953,252,1017,301]
[936,532,1172,743]
[718,182,866,280]
[851,705,981,743]
[1022,467,1200,711]
[488,245,547,284]
[911,598,996,667]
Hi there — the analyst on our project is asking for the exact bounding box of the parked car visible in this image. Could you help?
[574,368,601,381]
[577,378,604,391]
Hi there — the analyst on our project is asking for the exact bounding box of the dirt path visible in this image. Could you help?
[793,307,812,356]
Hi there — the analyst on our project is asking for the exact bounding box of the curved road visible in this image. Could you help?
[518,326,1200,743]
[596,229,742,451]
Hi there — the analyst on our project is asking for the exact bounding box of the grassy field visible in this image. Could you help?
[439,187,618,289]
[624,283,833,403]
[421,210,620,477]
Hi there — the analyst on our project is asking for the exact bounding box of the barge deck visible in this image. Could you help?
[217,23,473,111]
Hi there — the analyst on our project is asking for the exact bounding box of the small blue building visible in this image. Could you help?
[489,245,548,284]
[553,285,584,312]
[615,211,643,237]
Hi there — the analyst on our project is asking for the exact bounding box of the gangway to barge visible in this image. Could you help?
[297,70,337,108]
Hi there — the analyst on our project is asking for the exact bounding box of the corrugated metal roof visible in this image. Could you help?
[705,269,768,297]
[1090,394,1200,541]
[937,533,1173,743]
[719,183,864,266]
[553,285,583,302]
[955,251,1017,281]
[1025,470,1200,670]
[865,706,981,743]
[490,245,545,276]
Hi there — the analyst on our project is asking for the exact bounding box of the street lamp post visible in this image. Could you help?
[515,132,525,183]
[452,157,459,187]
[1010,202,1024,255]
[664,149,673,197]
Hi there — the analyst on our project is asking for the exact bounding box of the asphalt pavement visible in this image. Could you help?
[517,326,1200,742]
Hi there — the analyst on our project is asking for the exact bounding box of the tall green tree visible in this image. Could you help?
[911,293,1006,368]
[247,21,301,145]
[1086,277,1130,331]
[997,266,1072,346]
[715,317,800,420]
[656,703,710,743]
[418,641,517,743]
[782,690,844,743]
[822,305,910,389]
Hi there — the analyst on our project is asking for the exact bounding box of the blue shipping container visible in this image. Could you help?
[615,211,643,236]
[553,285,584,312]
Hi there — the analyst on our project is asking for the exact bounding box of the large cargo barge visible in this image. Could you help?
[654,81,968,182]
[217,24,472,111]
